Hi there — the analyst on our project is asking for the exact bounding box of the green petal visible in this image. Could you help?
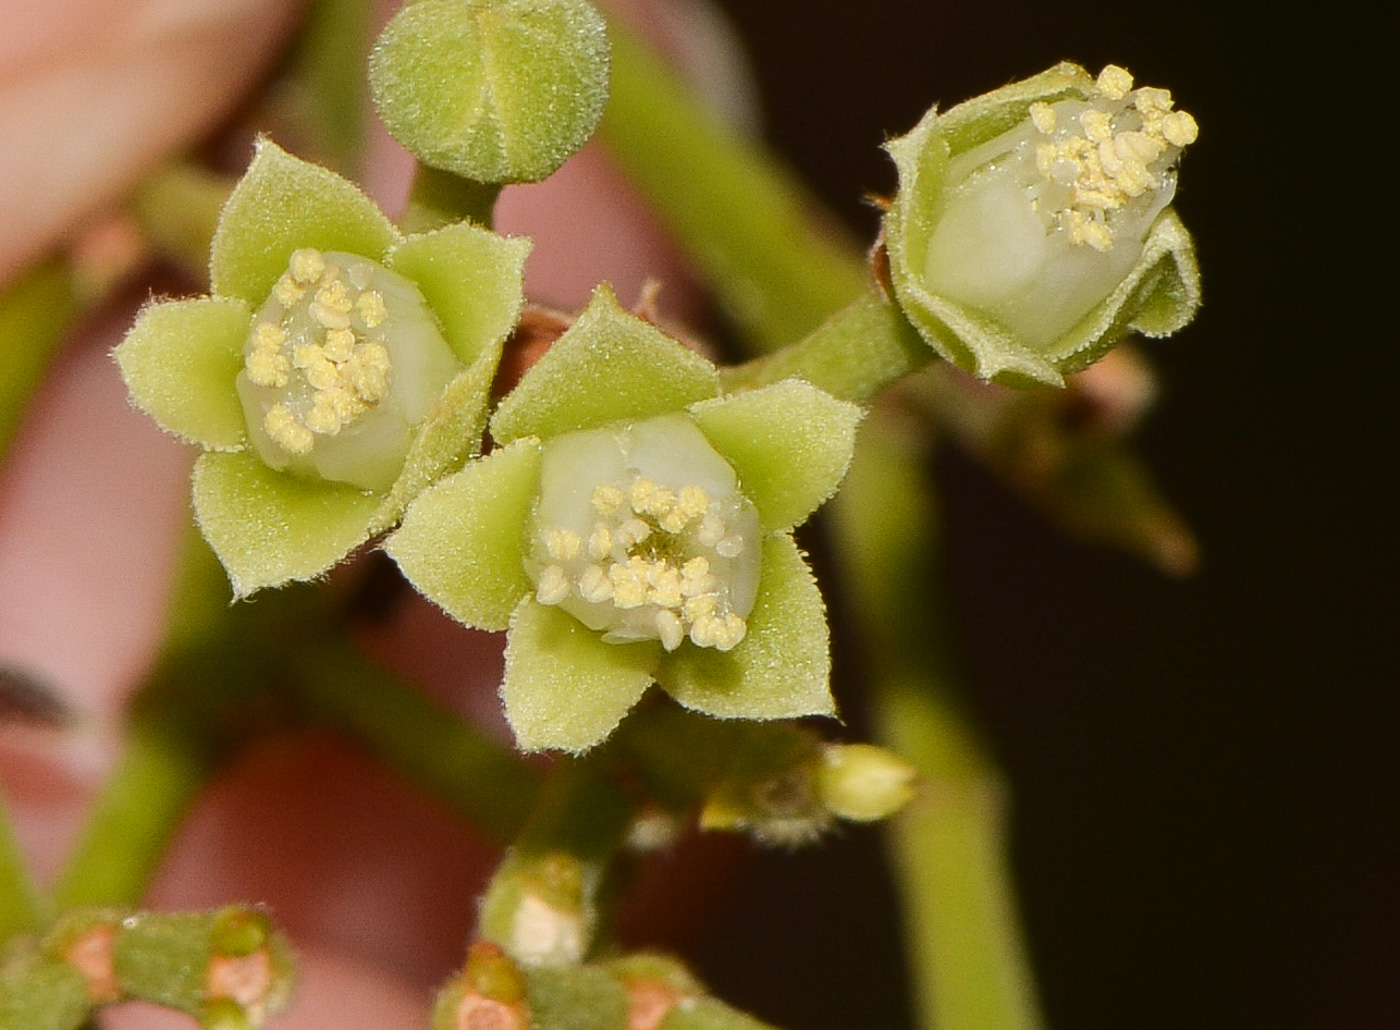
[210,137,399,306]
[387,222,530,366]
[502,597,660,753]
[690,380,861,531]
[385,437,542,631]
[369,0,609,184]
[113,297,251,449]
[657,533,835,721]
[490,284,719,444]
[192,451,379,598]
[369,339,506,535]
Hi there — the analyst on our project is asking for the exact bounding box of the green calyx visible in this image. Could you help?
[387,286,862,753]
[114,138,529,597]
[369,0,610,184]
[883,62,1201,387]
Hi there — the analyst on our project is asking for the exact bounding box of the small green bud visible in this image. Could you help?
[370,0,611,184]
[883,63,1200,386]
[479,851,600,966]
[432,943,530,1030]
[815,743,917,822]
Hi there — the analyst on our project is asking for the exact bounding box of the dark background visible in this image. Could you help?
[681,3,1395,1028]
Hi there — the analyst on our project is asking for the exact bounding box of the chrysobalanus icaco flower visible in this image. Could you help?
[883,63,1201,386]
[115,138,529,596]
[386,286,862,753]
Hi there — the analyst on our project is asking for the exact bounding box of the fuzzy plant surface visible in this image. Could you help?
[114,138,529,597]
[386,285,862,753]
[883,62,1201,386]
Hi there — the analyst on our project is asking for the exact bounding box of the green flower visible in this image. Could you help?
[386,286,862,753]
[883,63,1201,387]
[115,139,529,597]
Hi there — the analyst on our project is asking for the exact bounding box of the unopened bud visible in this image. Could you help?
[816,744,917,822]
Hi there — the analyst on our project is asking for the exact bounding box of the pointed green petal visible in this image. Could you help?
[387,222,531,366]
[690,380,861,531]
[385,437,542,631]
[658,533,834,721]
[490,285,719,444]
[192,451,379,598]
[114,297,251,449]
[502,597,660,753]
[370,340,506,535]
[210,138,398,305]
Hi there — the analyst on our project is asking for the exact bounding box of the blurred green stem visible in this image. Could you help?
[0,258,77,465]
[832,424,1043,1030]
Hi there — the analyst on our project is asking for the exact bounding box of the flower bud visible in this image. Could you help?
[815,743,917,822]
[883,63,1200,386]
[370,0,610,184]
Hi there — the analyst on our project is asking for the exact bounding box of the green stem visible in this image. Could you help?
[0,258,78,465]
[600,18,867,353]
[292,641,541,844]
[831,423,1043,1030]
[401,165,502,234]
[478,755,634,964]
[0,787,43,941]
[50,710,212,911]
[720,287,930,403]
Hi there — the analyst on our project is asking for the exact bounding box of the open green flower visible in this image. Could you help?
[115,139,529,597]
[386,286,862,753]
[884,62,1201,387]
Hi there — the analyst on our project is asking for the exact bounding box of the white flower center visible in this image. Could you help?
[921,65,1197,347]
[236,248,460,492]
[528,414,762,653]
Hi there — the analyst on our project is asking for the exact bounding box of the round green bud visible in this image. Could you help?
[816,743,917,822]
[369,0,611,184]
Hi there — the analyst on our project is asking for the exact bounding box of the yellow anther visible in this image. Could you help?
[713,613,747,652]
[644,486,677,519]
[346,343,391,402]
[682,594,718,624]
[1113,161,1156,198]
[289,248,326,284]
[1097,139,1126,177]
[1096,64,1134,100]
[310,301,351,331]
[715,535,745,559]
[627,478,657,512]
[303,391,345,434]
[610,567,647,609]
[591,484,624,517]
[303,356,340,392]
[323,328,355,362]
[546,528,582,562]
[681,556,710,580]
[536,566,571,606]
[1079,109,1114,144]
[1080,219,1114,253]
[292,343,321,370]
[587,525,613,561]
[646,567,683,609]
[356,290,388,328]
[697,513,726,548]
[245,348,290,388]
[655,611,684,652]
[315,279,354,313]
[677,486,709,518]
[617,518,651,547]
[264,404,314,455]
[273,276,305,308]
[1161,110,1198,147]
[579,565,614,603]
[252,321,285,351]
[1133,87,1175,116]
[1029,101,1057,135]
[1115,130,1164,165]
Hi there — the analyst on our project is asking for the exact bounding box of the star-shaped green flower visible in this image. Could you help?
[386,286,862,753]
[115,139,529,597]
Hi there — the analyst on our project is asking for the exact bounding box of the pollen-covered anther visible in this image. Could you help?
[546,528,582,562]
[579,564,613,603]
[265,403,314,454]
[289,247,326,284]
[1096,64,1134,100]
[591,483,624,517]
[536,565,570,606]
[356,290,388,328]
[656,610,685,651]
[1029,101,1057,134]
